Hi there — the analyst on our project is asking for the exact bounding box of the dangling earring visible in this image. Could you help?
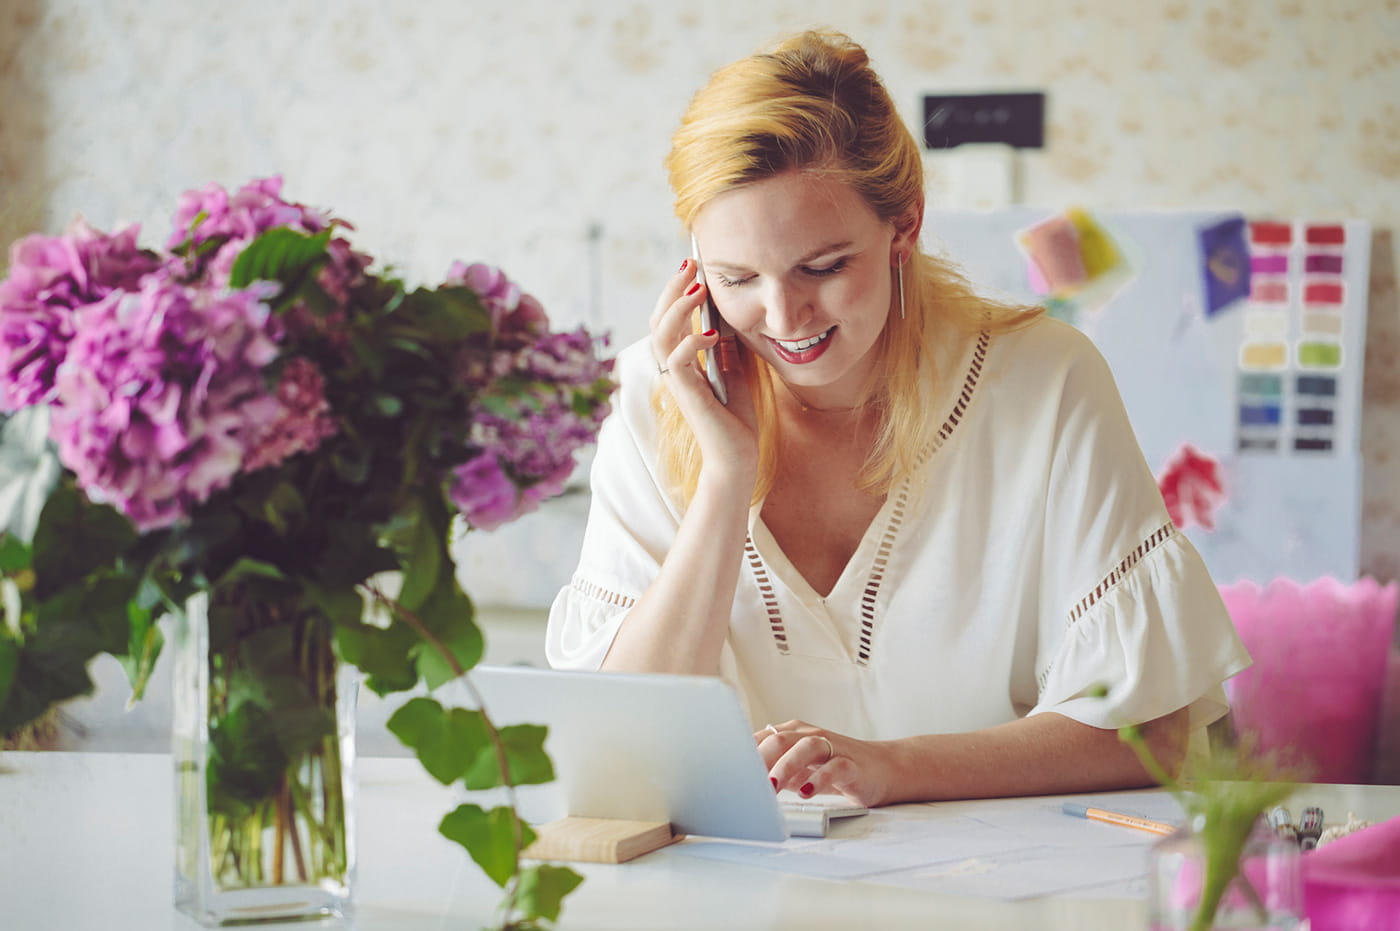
[896,256,906,320]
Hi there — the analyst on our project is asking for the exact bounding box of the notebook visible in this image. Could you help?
[462,665,867,841]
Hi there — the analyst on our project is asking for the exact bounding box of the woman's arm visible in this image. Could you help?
[763,707,1190,808]
[598,261,758,676]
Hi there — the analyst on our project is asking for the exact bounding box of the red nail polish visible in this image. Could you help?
[702,328,717,338]
[800,783,815,798]
[770,777,778,790]
[678,258,689,272]
[686,282,701,296]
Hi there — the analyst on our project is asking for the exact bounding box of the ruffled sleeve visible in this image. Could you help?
[1024,322,1251,730]
[545,340,681,670]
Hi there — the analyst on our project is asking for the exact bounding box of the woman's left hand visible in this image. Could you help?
[755,719,897,809]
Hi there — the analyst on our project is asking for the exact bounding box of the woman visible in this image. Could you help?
[546,30,1249,807]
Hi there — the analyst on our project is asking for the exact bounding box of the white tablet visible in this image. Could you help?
[461,666,829,842]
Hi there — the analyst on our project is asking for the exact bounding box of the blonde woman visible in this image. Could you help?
[547,30,1249,807]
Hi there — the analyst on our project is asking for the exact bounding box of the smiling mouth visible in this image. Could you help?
[772,328,834,353]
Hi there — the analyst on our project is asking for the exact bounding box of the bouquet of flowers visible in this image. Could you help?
[0,177,613,928]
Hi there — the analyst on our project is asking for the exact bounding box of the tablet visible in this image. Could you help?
[463,665,792,842]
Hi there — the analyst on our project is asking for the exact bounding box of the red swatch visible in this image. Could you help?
[1304,281,1345,305]
[1250,221,1293,246]
[1305,225,1346,246]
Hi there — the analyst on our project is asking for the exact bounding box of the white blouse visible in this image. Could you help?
[546,316,1250,741]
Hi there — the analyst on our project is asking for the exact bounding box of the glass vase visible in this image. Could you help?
[1147,815,1303,931]
[172,587,357,926]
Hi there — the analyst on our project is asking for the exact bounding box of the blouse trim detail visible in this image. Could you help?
[1063,521,1177,631]
[937,329,990,446]
[569,574,637,610]
[744,537,790,653]
[851,329,991,665]
[751,329,992,665]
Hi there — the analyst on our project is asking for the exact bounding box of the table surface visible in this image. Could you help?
[3,751,1396,931]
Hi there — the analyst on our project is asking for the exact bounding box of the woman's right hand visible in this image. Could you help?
[648,259,759,484]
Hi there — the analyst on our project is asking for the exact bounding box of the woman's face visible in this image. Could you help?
[691,170,913,408]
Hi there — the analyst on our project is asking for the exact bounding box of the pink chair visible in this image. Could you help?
[1218,577,1398,784]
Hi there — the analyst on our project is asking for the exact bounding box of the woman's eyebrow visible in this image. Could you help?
[707,240,856,272]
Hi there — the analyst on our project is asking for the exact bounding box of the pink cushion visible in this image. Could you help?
[1218,577,1398,784]
[1304,815,1400,930]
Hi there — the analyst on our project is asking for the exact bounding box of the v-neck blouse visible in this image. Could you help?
[545,317,1250,742]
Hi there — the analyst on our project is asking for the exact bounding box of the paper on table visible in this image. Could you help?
[669,792,1183,901]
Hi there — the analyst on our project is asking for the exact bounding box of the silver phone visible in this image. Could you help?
[690,235,733,405]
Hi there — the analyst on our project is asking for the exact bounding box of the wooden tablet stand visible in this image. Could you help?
[523,817,682,864]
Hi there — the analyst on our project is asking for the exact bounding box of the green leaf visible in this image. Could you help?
[207,700,290,808]
[0,533,31,572]
[396,507,443,613]
[33,574,138,658]
[397,286,492,342]
[463,723,553,790]
[30,481,136,600]
[0,645,95,733]
[228,227,332,290]
[117,600,164,701]
[438,804,537,888]
[333,619,419,696]
[0,638,17,715]
[386,696,491,784]
[514,864,585,924]
[410,581,482,690]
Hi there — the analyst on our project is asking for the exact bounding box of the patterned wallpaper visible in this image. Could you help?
[2,0,1398,603]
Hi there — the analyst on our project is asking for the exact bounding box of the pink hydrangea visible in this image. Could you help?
[166,178,372,313]
[450,319,613,531]
[47,275,287,531]
[445,261,548,339]
[242,356,339,473]
[0,219,158,410]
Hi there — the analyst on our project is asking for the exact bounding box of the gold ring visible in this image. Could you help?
[817,735,834,763]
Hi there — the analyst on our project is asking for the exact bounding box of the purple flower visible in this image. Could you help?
[450,323,613,531]
[448,454,525,532]
[166,176,328,253]
[445,262,548,339]
[165,178,372,311]
[242,356,339,473]
[0,219,158,410]
[47,275,287,531]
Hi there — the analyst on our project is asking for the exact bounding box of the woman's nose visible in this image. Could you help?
[763,283,814,336]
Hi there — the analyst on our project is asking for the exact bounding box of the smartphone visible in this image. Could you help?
[690,234,734,405]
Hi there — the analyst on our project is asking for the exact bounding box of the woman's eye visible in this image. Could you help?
[802,258,848,277]
[716,274,753,288]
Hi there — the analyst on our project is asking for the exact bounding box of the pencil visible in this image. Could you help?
[1061,802,1177,836]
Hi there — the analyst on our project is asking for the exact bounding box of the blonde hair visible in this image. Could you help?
[659,30,1039,504]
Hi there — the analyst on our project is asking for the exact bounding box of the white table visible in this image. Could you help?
[3,752,1396,930]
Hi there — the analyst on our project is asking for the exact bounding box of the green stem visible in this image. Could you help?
[365,582,529,921]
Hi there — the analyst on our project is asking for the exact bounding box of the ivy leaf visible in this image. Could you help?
[228,227,332,290]
[514,864,585,924]
[333,619,418,696]
[438,804,537,888]
[410,579,482,690]
[463,724,553,790]
[386,696,490,785]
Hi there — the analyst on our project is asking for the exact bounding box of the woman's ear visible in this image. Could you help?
[890,203,924,265]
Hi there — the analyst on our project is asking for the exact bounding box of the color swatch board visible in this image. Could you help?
[925,209,1371,585]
